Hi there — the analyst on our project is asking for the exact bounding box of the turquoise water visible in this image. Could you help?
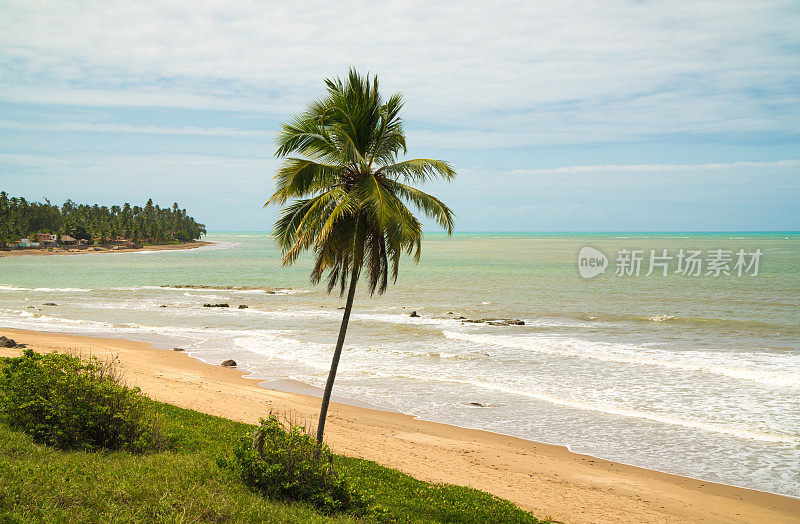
[0,232,798,497]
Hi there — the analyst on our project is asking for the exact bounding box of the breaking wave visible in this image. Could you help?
[442,331,800,390]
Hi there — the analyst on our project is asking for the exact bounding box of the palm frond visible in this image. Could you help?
[382,179,455,233]
[367,92,406,167]
[380,158,457,184]
[277,190,341,265]
[275,115,341,162]
[267,159,342,205]
[352,174,396,230]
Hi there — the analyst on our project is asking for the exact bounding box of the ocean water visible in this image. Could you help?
[0,232,798,497]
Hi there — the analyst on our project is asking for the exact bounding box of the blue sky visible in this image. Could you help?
[1,1,799,231]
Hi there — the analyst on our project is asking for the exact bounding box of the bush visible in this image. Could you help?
[219,414,370,516]
[0,349,164,452]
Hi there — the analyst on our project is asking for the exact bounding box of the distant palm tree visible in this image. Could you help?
[266,69,457,446]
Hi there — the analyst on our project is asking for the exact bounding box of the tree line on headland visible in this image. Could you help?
[0,192,206,247]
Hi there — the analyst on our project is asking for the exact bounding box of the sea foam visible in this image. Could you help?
[442,331,800,390]
[388,372,799,444]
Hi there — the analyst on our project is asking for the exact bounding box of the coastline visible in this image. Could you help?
[0,240,214,258]
[0,327,797,523]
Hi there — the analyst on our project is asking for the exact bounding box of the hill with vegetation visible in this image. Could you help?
[0,193,206,246]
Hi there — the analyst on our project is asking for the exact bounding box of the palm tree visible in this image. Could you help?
[266,69,457,446]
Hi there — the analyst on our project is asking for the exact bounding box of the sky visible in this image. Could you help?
[1,1,799,232]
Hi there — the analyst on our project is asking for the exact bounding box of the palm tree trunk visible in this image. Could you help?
[315,266,359,446]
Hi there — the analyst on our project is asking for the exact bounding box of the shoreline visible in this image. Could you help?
[0,328,798,523]
[262,374,797,499]
[0,240,214,258]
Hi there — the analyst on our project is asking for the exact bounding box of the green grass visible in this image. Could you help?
[0,397,545,523]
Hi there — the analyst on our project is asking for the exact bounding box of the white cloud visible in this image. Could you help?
[507,159,800,176]
[6,152,796,182]
[0,85,299,114]
[0,120,272,138]
[0,152,276,170]
[1,0,798,144]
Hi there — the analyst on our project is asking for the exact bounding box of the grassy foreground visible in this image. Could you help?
[0,399,545,523]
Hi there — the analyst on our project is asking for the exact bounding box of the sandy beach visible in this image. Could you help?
[0,240,214,258]
[0,327,797,523]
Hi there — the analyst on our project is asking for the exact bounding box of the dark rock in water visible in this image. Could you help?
[43,302,57,306]
[220,359,237,367]
[266,291,275,294]
[409,311,420,317]
[464,317,525,326]
[238,304,248,309]
[456,316,466,320]
[172,347,185,352]
[159,304,168,308]
[469,402,485,407]
[203,303,229,308]
[0,336,18,348]
[492,319,525,326]
[447,311,454,315]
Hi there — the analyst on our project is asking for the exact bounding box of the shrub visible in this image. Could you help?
[0,349,164,452]
[219,414,370,516]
